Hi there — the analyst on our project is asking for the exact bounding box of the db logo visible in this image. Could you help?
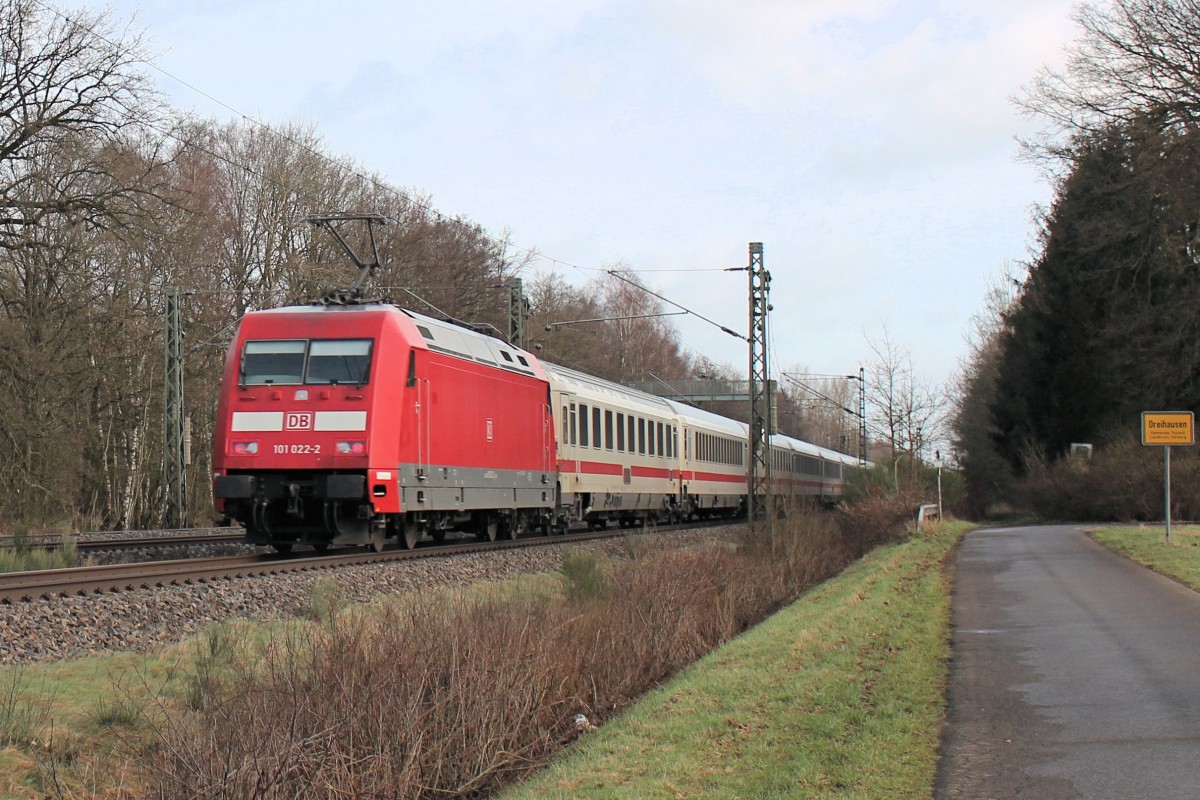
[285,412,313,431]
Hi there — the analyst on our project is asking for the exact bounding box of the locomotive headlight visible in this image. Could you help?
[336,440,367,455]
[231,440,259,455]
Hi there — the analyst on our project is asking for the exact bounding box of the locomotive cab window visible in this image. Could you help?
[307,339,372,385]
[242,340,305,385]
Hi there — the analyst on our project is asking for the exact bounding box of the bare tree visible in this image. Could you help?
[0,0,167,246]
[865,327,945,483]
[1021,0,1200,157]
[779,366,859,454]
[593,266,692,384]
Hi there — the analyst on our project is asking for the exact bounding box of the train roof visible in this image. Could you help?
[400,307,543,380]
[662,397,748,438]
[541,362,678,417]
[241,303,545,381]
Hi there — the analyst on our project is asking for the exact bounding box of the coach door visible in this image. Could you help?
[542,395,554,473]
[556,392,579,477]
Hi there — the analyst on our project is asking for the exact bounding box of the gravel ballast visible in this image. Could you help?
[0,526,741,665]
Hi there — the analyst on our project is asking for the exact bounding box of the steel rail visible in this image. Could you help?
[0,523,714,604]
[72,533,249,552]
[0,530,248,553]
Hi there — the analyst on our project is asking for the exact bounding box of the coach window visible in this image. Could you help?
[592,407,602,449]
[657,422,664,458]
[638,418,646,455]
[605,409,614,450]
[616,413,626,451]
[579,404,589,447]
[648,421,656,456]
[628,416,636,454]
[242,340,306,385]
[569,403,577,446]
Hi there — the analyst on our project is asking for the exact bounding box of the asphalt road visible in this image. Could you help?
[936,525,1200,800]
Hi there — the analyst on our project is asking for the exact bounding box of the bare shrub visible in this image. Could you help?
[136,501,917,799]
[835,487,924,555]
[1011,433,1199,521]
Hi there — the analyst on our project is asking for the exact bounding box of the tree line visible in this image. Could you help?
[0,0,944,531]
[954,0,1200,516]
[0,0,708,530]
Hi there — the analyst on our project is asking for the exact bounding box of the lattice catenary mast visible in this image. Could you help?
[746,242,772,526]
[508,277,527,348]
[164,285,186,528]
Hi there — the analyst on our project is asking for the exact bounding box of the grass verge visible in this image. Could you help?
[0,507,961,798]
[1088,524,1200,589]
[502,520,971,800]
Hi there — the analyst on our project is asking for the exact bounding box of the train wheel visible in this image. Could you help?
[402,525,420,550]
[499,519,517,541]
[476,514,498,542]
[368,528,386,553]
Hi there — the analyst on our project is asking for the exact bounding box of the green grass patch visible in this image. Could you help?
[502,521,970,800]
[0,532,79,574]
[1089,524,1200,589]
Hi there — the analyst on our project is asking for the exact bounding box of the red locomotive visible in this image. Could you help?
[213,304,556,552]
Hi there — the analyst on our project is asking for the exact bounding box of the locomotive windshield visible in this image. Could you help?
[307,339,372,385]
[242,340,305,384]
[241,338,373,386]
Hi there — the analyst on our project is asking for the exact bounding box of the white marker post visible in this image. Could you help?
[1141,411,1195,544]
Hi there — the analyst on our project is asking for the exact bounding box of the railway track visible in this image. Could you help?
[0,527,647,604]
[0,530,247,553]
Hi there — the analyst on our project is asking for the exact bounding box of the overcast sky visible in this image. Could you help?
[66,0,1080,391]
